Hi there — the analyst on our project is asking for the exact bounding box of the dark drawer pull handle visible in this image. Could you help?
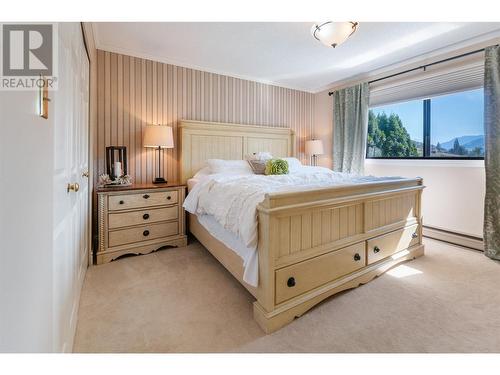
[287,277,296,288]
[143,194,150,199]
[143,230,150,237]
[167,196,171,200]
[143,213,150,220]
[354,253,361,261]
[119,200,124,205]
[412,232,418,239]
[373,246,380,253]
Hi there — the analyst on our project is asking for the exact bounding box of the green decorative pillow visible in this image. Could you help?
[265,158,289,175]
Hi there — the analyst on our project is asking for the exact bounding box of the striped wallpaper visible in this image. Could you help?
[96,49,315,185]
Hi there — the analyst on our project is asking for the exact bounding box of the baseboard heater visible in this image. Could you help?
[423,226,484,251]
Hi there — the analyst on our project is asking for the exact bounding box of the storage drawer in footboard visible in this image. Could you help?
[367,224,419,265]
[275,242,366,304]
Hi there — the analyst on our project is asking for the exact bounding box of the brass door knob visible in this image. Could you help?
[67,182,80,193]
[82,171,89,178]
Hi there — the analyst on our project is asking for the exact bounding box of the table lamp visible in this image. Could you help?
[305,139,324,166]
[143,125,174,184]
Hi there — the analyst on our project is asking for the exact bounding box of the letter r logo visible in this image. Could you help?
[2,24,53,76]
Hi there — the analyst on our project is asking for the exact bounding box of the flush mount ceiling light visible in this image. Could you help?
[311,21,358,48]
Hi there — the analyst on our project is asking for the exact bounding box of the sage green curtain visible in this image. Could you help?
[484,45,500,260]
[332,82,369,174]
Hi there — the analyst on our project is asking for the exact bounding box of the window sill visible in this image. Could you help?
[365,158,484,168]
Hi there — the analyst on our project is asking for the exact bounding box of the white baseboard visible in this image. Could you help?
[59,256,87,353]
[423,226,484,251]
[67,257,87,352]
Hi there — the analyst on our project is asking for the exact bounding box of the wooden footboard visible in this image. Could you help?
[253,177,425,333]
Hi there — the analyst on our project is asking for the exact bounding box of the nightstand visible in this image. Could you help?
[96,182,187,264]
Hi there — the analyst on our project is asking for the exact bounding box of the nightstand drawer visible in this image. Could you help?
[108,190,178,211]
[108,206,178,229]
[108,221,179,248]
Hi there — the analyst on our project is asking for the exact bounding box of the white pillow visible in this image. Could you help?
[207,159,253,175]
[282,157,303,172]
[193,166,212,179]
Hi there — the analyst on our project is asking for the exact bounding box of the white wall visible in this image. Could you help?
[365,160,485,238]
[0,90,55,352]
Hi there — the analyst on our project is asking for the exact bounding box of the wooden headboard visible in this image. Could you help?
[179,120,296,184]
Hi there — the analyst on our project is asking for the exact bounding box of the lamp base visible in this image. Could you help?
[152,177,167,184]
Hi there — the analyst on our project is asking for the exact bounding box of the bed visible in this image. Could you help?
[180,119,425,333]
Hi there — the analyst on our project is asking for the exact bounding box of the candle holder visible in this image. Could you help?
[106,146,128,180]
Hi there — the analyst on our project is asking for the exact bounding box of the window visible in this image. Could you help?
[430,89,484,157]
[367,100,423,158]
[367,88,484,159]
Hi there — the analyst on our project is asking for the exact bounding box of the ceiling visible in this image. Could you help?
[92,22,500,93]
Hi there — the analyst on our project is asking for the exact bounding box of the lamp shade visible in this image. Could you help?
[311,22,358,48]
[143,125,174,148]
[305,139,324,155]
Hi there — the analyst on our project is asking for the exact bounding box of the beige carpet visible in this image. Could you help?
[73,238,500,353]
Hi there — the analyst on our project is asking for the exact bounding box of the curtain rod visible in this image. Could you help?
[327,46,491,96]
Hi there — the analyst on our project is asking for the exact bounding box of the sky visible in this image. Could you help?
[370,88,484,144]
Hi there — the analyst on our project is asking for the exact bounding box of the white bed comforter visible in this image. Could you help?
[183,167,401,286]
